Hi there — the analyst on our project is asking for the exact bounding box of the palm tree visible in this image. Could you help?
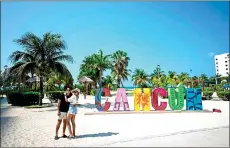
[103,75,115,89]
[168,71,177,79]
[179,72,190,87]
[150,67,164,79]
[93,49,111,81]
[47,71,73,90]
[150,66,165,88]
[132,69,149,88]
[78,54,100,88]
[200,73,208,90]
[208,76,216,85]
[8,49,36,89]
[8,32,74,105]
[78,50,111,88]
[112,68,131,88]
[111,50,131,88]
[166,71,179,87]
[191,76,199,88]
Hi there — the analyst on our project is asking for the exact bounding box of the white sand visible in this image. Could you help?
[1,95,229,147]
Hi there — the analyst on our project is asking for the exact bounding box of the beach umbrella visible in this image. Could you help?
[79,76,93,83]
[79,76,93,99]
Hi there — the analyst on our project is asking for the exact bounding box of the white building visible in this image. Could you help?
[214,53,230,77]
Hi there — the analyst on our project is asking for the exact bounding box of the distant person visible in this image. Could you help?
[65,88,80,138]
[54,85,72,140]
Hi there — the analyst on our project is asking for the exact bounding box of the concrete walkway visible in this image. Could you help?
[103,126,229,147]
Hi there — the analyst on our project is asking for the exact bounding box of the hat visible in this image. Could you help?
[72,88,80,93]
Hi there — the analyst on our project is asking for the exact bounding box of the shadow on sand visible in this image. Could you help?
[77,103,96,109]
[73,132,119,139]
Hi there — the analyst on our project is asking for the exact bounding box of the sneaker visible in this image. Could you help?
[68,135,74,139]
[62,134,68,138]
[54,136,59,140]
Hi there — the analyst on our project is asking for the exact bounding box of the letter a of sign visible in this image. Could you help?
[95,81,111,112]
[134,88,151,111]
[113,88,130,111]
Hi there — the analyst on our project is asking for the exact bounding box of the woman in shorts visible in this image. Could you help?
[65,88,80,138]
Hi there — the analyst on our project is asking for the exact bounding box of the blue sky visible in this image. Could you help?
[1,2,229,86]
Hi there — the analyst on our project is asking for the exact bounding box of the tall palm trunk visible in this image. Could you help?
[202,80,204,91]
[99,69,103,83]
[35,81,37,90]
[117,78,121,88]
[39,76,44,106]
[31,73,34,90]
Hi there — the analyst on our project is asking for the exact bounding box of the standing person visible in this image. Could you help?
[54,85,72,140]
[65,88,80,138]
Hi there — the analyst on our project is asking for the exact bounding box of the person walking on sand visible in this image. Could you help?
[65,88,80,138]
[54,85,72,140]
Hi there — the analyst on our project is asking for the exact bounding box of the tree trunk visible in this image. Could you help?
[117,78,121,88]
[39,77,44,106]
[31,73,34,89]
[99,70,103,82]
[94,82,97,89]
[35,81,37,91]
[202,81,204,91]
[84,82,86,99]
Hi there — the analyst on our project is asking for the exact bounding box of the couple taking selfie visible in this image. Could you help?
[55,85,79,140]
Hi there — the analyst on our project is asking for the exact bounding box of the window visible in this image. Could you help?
[216,62,218,65]
[217,69,219,71]
[227,72,229,74]
[225,61,227,63]
[216,58,218,60]
[226,65,228,67]
[226,68,228,70]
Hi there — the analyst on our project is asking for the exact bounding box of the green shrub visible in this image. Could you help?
[46,91,64,103]
[203,91,213,100]
[24,92,39,105]
[6,91,39,106]
[204,87,213,91]
[217,91,230,101]
[7,92,24,106]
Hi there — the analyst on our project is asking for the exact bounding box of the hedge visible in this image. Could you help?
[203,91,213,100]
[202,90,230,101]
[7,91,39,106]
[46,91,64,103]
[217,91,230,101]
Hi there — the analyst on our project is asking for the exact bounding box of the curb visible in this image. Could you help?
[84,109,213,115]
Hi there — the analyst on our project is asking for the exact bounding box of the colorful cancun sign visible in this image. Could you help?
[95,83,203,112]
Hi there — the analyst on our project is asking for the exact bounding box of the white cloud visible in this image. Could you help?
[208,52,215,57]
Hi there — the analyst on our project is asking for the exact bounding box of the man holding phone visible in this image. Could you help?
[55,85,72,140]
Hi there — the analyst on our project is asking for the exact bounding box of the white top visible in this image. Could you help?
[66,95,78,105]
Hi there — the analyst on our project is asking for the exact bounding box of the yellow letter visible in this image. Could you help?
[134,88,151,111]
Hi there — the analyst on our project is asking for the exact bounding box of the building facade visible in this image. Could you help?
[214,53,230,77]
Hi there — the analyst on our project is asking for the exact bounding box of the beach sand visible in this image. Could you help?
[1,95,229,147]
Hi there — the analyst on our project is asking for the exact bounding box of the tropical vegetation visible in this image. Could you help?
[1,32,229,106]
[2,32,74,105]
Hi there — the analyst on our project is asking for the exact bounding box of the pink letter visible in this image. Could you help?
[151,88,167,110]
[113,88,130,111]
